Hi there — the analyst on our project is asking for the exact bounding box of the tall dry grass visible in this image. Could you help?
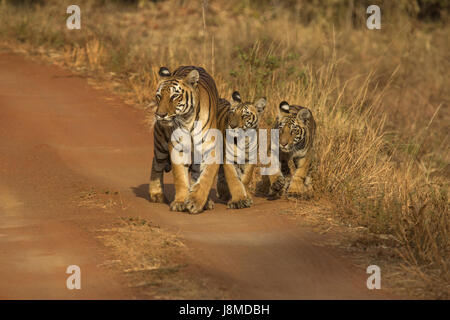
[0,0,448,297]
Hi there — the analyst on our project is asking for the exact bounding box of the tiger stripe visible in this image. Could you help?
[257,101,316,199]
[149,66,219,214]
[216,92,266,209]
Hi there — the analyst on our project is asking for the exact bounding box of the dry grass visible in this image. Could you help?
[74,187,128,211]
[96,216,228,299]
[0,0,448,298]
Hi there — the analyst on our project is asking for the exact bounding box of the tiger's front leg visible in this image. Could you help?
[185,163,219,214]
[222,163,252,209]
[170,162,190,212]
[216,165,231,201]
[255,174,271,196]
[149,159,168,203]
[268,171,287,199]
[286,157,312,198]
[256,161,287,197]
[191,163,214,211]
[267,156,292,198]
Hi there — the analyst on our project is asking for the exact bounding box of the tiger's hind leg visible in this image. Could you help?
[203,198,215,210]
[216,165,231,202]
[149,158,168,203]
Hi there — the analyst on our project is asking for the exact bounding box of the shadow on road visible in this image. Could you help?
[131,183,224,204]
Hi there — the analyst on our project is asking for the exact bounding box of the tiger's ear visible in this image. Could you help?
[232,91,242,103]
[255,97,267,114]
[279,101,290,115]
[297,108,311,123]
[185,69,200,87]
[159,67,171,77]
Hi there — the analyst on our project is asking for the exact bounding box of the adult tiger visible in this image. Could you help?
[256,101,316,199]
[216,91,267,208]
[148,66,219,214]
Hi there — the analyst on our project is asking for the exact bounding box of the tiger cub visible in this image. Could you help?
[257,101,316,199]
[216,91,267,208]
[149,66,220,214]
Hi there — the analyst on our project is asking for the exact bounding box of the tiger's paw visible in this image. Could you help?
[267,189,284,200]
[149,192,167,204]
[184,195,205,214]
[204,198,215,211]
[170,200,186,212]
[286,182,312,199]
[227,196,253,209]
[268,186,285,200]
[255,180,270,196]
[268,175,287,199]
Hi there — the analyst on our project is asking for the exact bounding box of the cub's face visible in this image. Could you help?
[227,91,266,130]
[277,101,312,153]
[154,67,199,127]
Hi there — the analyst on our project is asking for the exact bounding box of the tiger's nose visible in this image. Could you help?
[280,140,288,147]
[156,112,167,118]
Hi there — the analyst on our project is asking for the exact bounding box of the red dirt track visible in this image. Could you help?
[0,53,390,299]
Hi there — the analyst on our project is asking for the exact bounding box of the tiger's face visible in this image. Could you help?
[277,101,313,153]
[227,91,266,130]
[154,67,199,127]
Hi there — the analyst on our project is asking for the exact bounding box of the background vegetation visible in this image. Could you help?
[0,0,448,298]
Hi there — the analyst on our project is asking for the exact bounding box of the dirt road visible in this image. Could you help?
[0,52,389,299]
